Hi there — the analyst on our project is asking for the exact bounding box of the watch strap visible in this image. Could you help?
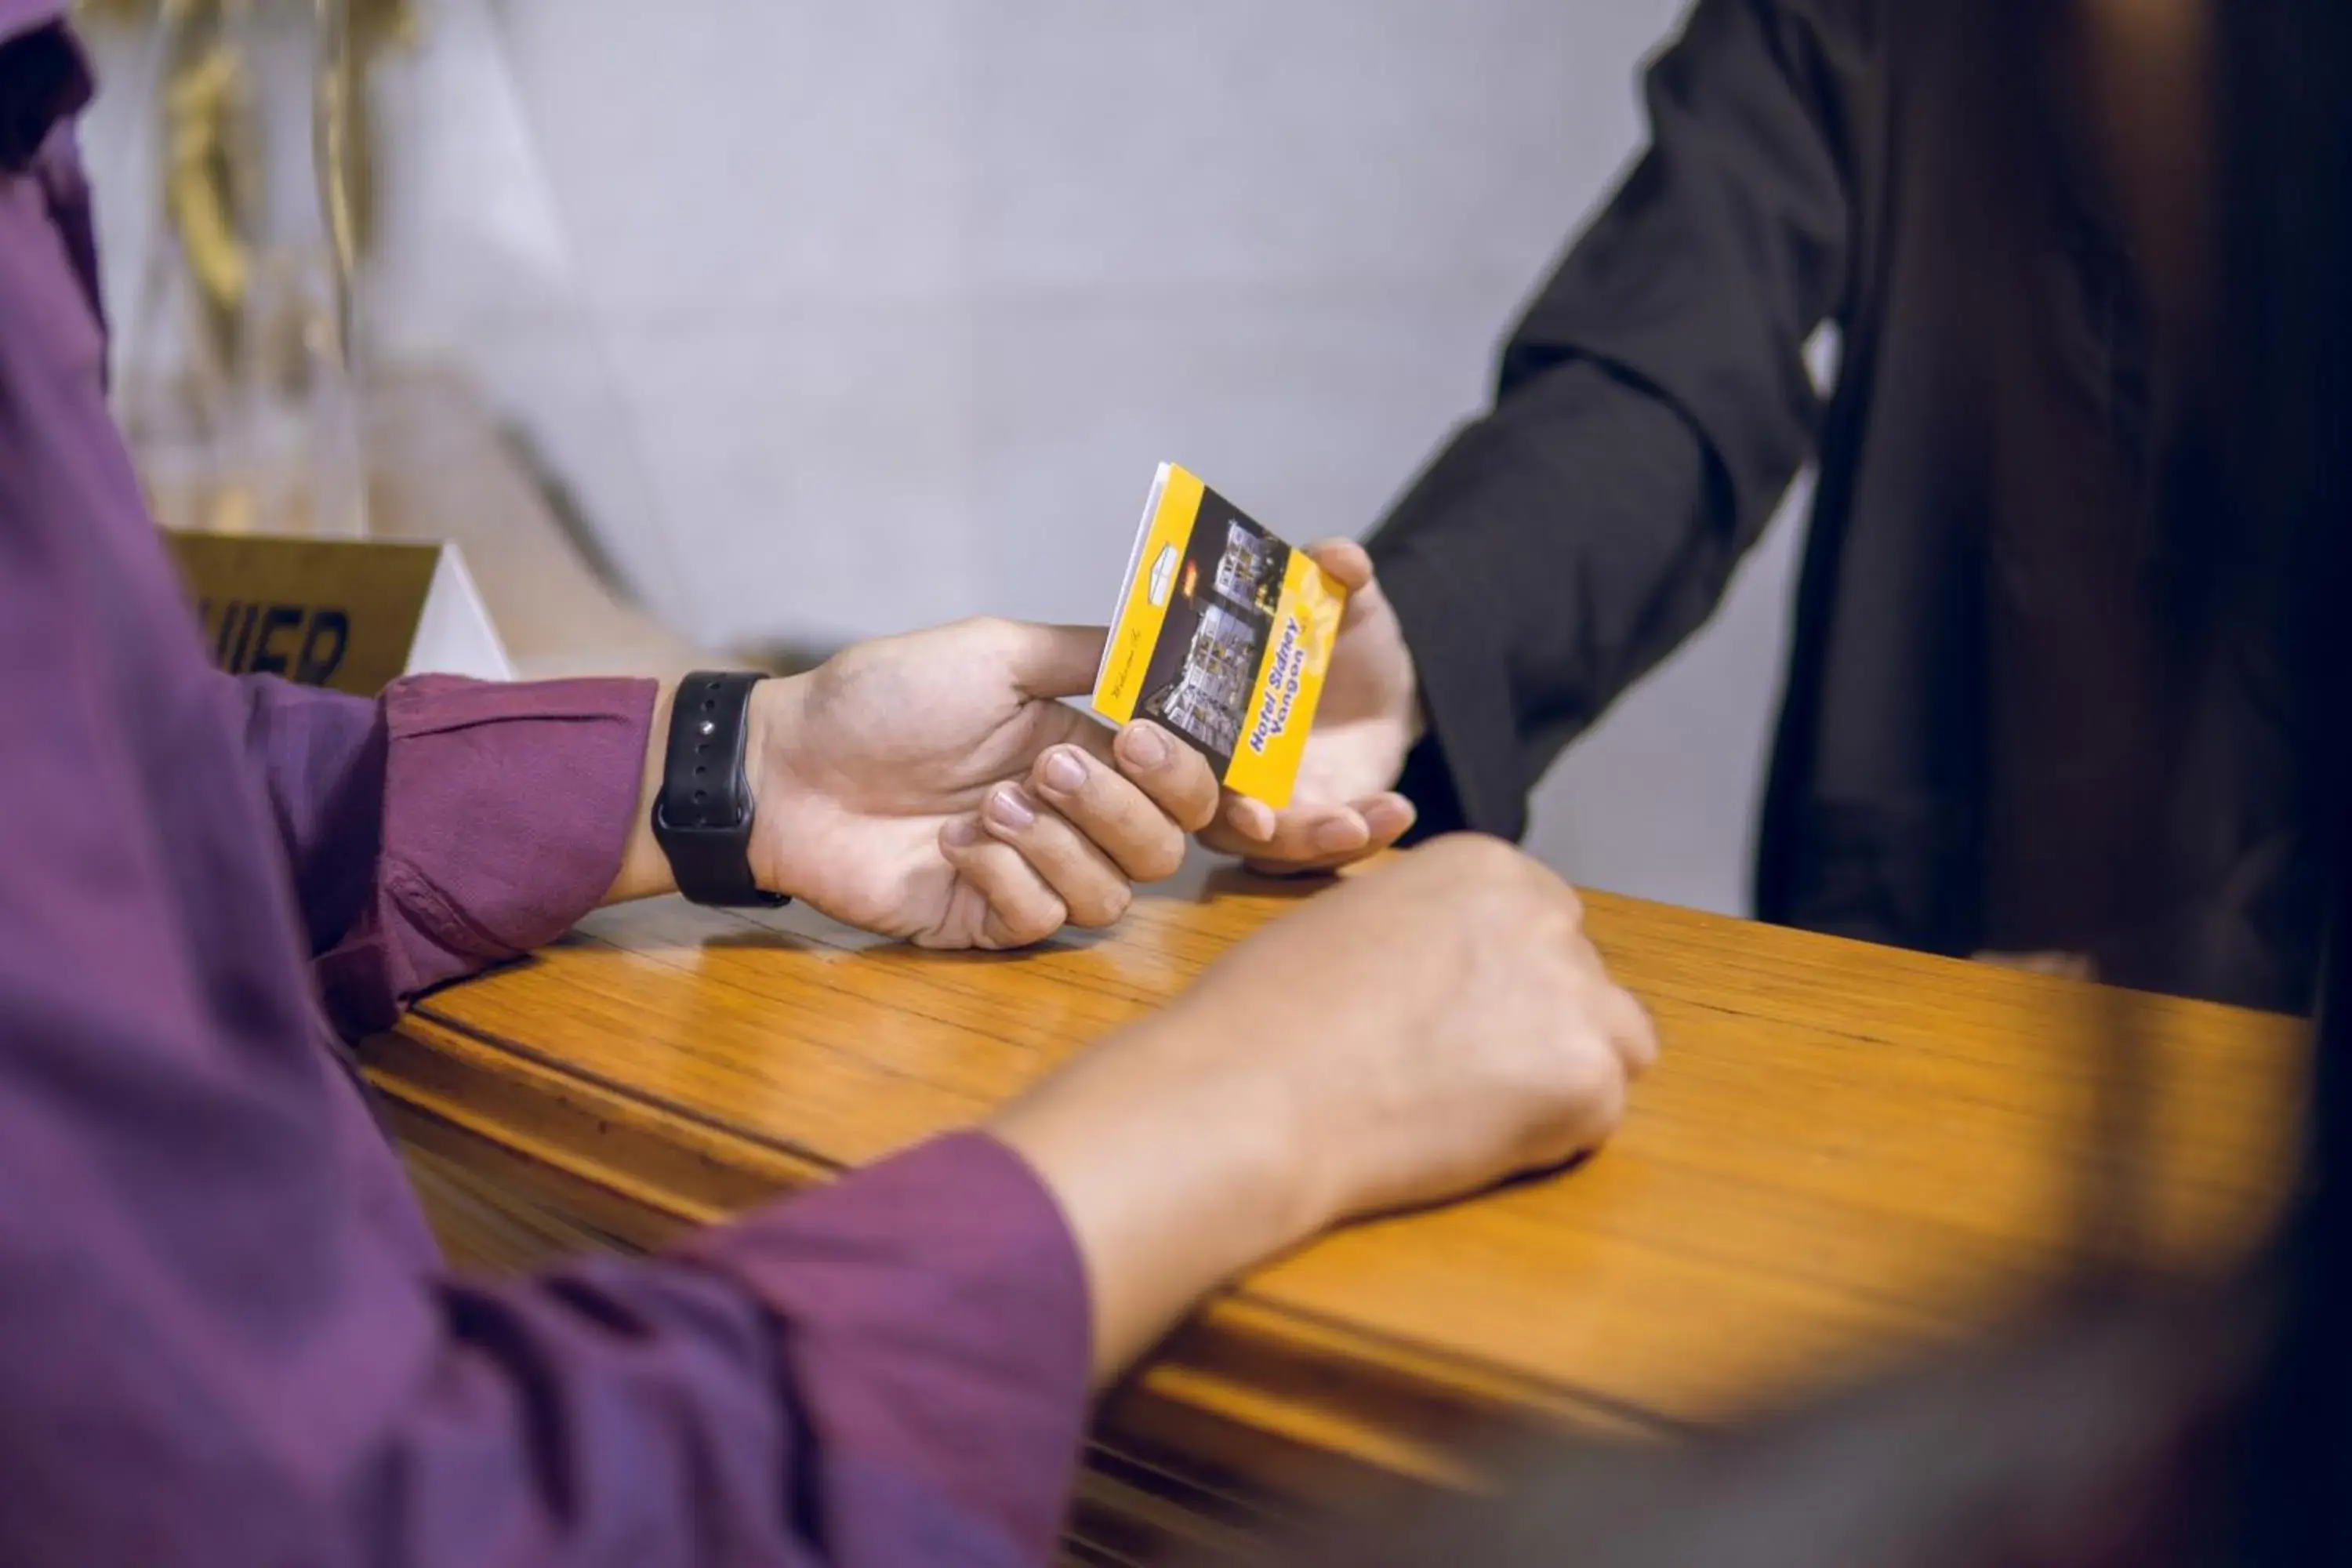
[652,671,788,908]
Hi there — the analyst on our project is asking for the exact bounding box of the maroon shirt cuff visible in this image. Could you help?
[316,674,656,1034]
[676,1131,1094,1564]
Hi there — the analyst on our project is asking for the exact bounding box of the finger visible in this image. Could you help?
[1199,800,1363,862]
[936,817,1068,949]
[1200,791,1416,873]
[978,782,1134,928]
[1555,909,1650,1080]
[1305,539,1396,637]
[996,620,1111,702]
[1112,721,1221,833]
[1030,743,1188,883]
[1565,1051,1631,1151]
[1035,705,1120,770]
[1303,537,1374,592]
[1221,793,1277,844]
[1598,982,1659,1078]
[1519,1034,1630,1171]
[1355,791,1417,846]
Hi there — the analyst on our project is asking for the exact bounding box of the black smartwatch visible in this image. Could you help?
[652,671,788,908]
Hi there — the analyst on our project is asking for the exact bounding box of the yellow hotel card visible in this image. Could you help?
[1089,463,1345,808]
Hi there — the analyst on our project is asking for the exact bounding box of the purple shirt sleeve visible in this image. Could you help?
[0,14,1094,1564]
[361,1133,1091,1568]
[670,1135,1093,1564]
[244,670,662,1036]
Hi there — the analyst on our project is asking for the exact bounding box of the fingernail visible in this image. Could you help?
[1312,817,1363,854]
[1120,724,1170,768]
[987,784,1036,829]
[1044,749,1087,793]
[942,817,981,848]
[1236,802,1276,843]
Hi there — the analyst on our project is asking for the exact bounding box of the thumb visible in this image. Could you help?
[1304,538,1374,592]
[1001,621,1109,701]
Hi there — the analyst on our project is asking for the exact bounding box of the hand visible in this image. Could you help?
[743,618,1220,949]
[1200,540,1423,873]
[989,833,1653,1381]
[1160,832,1656,1224]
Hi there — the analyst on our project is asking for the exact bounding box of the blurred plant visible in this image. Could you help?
[79,0,416,533]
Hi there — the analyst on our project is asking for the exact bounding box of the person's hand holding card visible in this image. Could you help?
[746,461,1414,953]
[1196,537,1421,872]
[1087,464,1419,874]
[742,617,1221,949]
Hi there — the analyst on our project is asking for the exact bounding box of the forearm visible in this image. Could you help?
[1370,0,1851,838]
[601,679,677,905]
[987,1005,1321,1385]
[1373,361,1722,837]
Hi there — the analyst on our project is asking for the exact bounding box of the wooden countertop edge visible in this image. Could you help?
[365,1013,1680,1495]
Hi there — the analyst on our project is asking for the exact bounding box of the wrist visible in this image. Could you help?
[603,681,681,905]
[742,671,815,899]
[612,673,800,909]
[1134,1000,1334,1244]
[987,1006,1327,1382]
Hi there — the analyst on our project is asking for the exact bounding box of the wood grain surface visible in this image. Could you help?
[364,855,2307,1552]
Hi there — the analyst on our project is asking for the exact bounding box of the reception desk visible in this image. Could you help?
[360,860,2305,1562]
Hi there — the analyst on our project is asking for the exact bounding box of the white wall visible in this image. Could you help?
[82,0,1806,917]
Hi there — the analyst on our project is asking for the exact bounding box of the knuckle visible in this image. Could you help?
[1581,1071,1628,1143]
[1504,847,1578,913]
[1055,866,1127,929]
[947,613,1011,656]
[1174,780,1221,834]
[1551,1029,1621,1104]
[1458,831,1524,869]
[1621,996,1661,1076]
[1010,899,1065,947]
[1455,834,1548,898]
[1440,830,1516,869]
[1133,829,1186,883]
[1556,1044,1627,1135]
[1083,881,1135,927]
[1527,892,1586,956]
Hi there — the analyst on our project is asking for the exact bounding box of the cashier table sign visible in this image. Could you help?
[163,531,513,698]
[1089,463,1346,809]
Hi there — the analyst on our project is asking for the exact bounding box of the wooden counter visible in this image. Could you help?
[361,860,2307,1562]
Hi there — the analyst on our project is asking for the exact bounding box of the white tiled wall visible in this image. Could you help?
[81,0,1806,917]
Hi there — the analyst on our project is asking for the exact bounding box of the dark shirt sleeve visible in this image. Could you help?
[1370,0,1854,840]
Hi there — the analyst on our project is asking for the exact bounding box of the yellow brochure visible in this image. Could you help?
[1089,463,1345,808]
